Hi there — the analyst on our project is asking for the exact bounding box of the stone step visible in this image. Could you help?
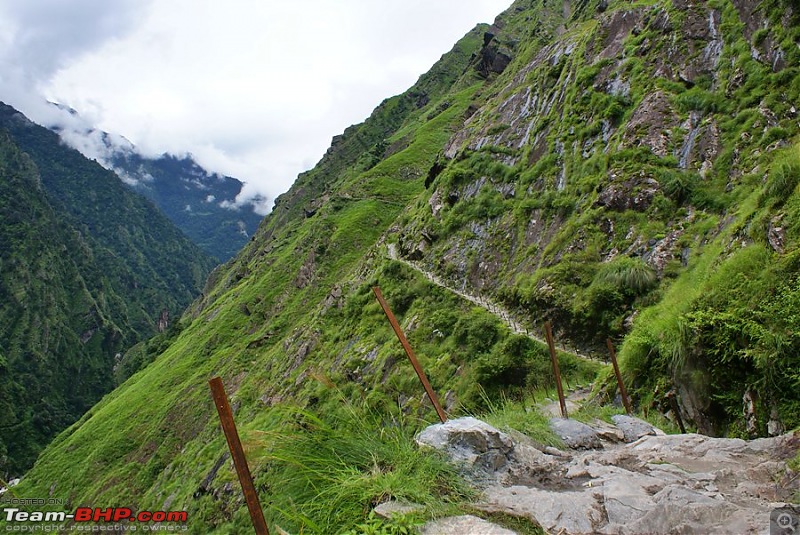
[420,515,518,535]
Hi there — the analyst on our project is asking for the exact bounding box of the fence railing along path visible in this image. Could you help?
[386,244,597,363]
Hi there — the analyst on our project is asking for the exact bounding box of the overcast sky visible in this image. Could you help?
[0,0,511,213]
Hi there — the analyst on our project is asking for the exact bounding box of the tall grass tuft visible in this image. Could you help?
[475,388,564,449]
[596,256,657,295]
[249,395,472,534]
[763,143,800,204]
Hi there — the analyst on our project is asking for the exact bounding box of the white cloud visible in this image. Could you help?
[0,0,511,211]
[0,0,146,126]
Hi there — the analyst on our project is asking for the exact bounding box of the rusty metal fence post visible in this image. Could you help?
[373,287,447,423]
[209,377,270,535]
[667,391,687,434]
[543,321,568,419]
[606,338,632,415]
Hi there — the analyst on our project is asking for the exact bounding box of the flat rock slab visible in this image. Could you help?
[482,486,603,534]
[373,500,422,520]
[623,485,739,534]
[417,419,800,534]
[420,515,518,535]
[479,431,800,534]
[549,417,602,449]
[611,414,660,442]
[416,416,514,472]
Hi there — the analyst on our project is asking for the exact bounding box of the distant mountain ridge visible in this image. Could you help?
[109,152,264,261]
[47,105,265,261]
[0,102,216,475]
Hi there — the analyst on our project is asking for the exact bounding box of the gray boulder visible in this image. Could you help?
[416,417,514,472]
[611,414,660,442]
[549,418,602,449]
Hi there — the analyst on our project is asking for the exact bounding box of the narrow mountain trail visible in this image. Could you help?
[386,244,594,362]
[415,414,800,535]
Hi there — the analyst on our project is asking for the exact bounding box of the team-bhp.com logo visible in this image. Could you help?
[4,507,188,531]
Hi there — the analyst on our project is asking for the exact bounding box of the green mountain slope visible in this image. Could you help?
[0,106,216,475]
[0,132,121,474]
[10,0,800,531]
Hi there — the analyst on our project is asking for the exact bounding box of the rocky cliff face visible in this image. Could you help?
[395,0,800,435]
[8,0,800,531]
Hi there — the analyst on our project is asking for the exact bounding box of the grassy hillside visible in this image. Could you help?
[393,0,800,435]
[8,0,800,532]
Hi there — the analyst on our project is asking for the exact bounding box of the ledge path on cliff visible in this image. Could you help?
[387,243,595,362]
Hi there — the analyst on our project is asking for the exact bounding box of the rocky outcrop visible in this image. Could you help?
[294,251,316,288]
[611,414,659,443]
[595,171,661,212]
[623,91,680,157]
[418,417,800,535]
[768,214,786,253]
[477,35,513,78]
[549,417,603,449]
[731,0,791,72]
[156,308,169,333]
